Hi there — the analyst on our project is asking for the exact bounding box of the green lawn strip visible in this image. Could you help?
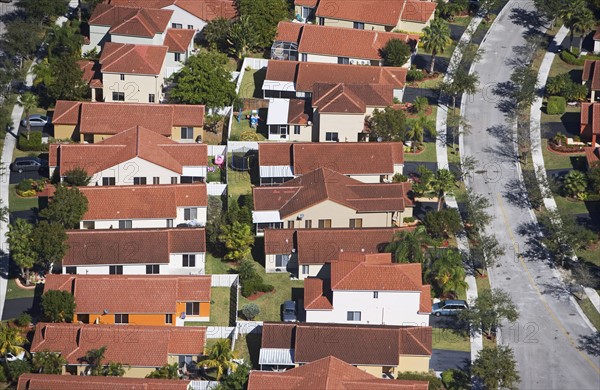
[206,253,232,274]
[578,246,600,268]
[238,69,266,99]
[578,297,600,330]
[229,111,267,141]
[553,195,588,215]
[404,142,437,162]
[9,184,38,213]
[227,165,252,205]
[548,54,583,78]
[431,327,470,352]
[475,274,491,294]
[540,140,584,170]
[233,333,262,369]
[184,287,231,327]
[206,157,224,183]
[5,279,35,300]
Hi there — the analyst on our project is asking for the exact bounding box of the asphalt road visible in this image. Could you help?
[461,1,600,388]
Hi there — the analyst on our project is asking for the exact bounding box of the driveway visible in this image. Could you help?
[1,297,35,321]
[461,1,600,388]
[430,349,470,373]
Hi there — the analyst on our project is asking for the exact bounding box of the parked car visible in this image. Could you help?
[0,351,25,362]
[20,114,48,128]
[282,300,297,322]
[10,157,47,173]
[431,300,468,316]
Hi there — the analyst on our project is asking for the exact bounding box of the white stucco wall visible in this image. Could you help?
[63,253,205,275]
[79,218,177,230]
[86,157,180,186]
[176,206,207,225]
[110,33,163,46]
[316,112,366,142]
[83,25,110,53]
[103,70,165,104]
[164,5,207,31]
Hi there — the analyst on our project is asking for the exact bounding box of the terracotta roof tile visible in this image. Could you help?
[107,0,237,21]
[264,60,298,82]
[583,60,600,91]
[52,101,82,125]
[18,374,191,390]
[402,0,437,23]
[50,126,207,175]
[75,183,207,220]
[261,322,296,349]
[304,278,333,310]
[263,228,296,255]
[63,228,205,266]
[258,143,293,166]
[275,21,304,42]
[90,4,173,37]
[312,83,393,113]
[43,274,211,313]
[248,356,429,390]
[585,146,600,167]
[316,0,403,26]
[164,28,195,52]
[580,102,600,138]
[100,42,167,75]
[287,98,309,124]
[420,285,432,313]
[294,0,318,6]
[30,323,205,366]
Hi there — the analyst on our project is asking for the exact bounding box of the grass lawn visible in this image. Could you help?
[548,55,583,78]
[5,279,35,300]
[475,274,491,295]
[413,75,442,90]
[233,333,261,368]
[206,157,224,183]
[238,69,266,99]
[540,104,581,138]
[578,297,600,330]
[229,111,267,141]
[431,327,470,352]
[9,184,38,213]
[227,165,252,205]
[404,142,437,162]
[540,140,584,170]
[578,245,600,268]
[554,194,588,215]
[185,287,232,326]
[206,252,232,274]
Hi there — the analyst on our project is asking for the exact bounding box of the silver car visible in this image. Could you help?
[21,114,48,128]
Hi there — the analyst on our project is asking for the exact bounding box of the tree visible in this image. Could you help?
[471,234,505,273]
[170,51,236,109]
[0,324,26,363]
[587,162,600,193]
[227,16,256,61]
[511,66,538,112]
[146,363,179,379]
[32,221,68,270]
[218,221,254,262]
[32,351,66,374]
[573,7,595,54]
[431,169,456,211]
[47,22,83,60]
[198,338,237,380]
[203,17,232,51]
[18,93,38,140]
[0,20,44,64]
[33,58,54,87]
[17,0,69,23]
[413,96,429,114]
[407,113,436,152]
[441,68,479,110]
[459,288,519,336]
[7,219,37,285]
[382,39,412,67]
[412,165,434,196]
[425,249,468,297]
[534,0,563,26]
[47,56,89,103]
[41,290,76,323]
[215,363,250,390]
[104,361,126,376]
[385,226,435,263]
[241,303,260,320]
[472,346,520,390]
[368,107,407,141]
[560,0,594,50]
[422,209,462,239]
[563,170,587,199]
[538,210,596,267]
[464,190,492,236]
[236,0,290,49]
[446,111,472,152]
[5,360,31,384]
[237,259,258,282]
[421,18,451,74]
[63,167,92,186]
[40,185,89,229]
[80,346,106,376]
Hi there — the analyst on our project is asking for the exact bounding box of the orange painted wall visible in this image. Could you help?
[176,302,186,316]
[200,302,210,317]
[75,313,174,326]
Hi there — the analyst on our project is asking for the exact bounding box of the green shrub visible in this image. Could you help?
[392,173,408,182]
[397,372,443,390]
[560,50,580,65]
[18,132,44,151]
[241,276,274,298]
[15,313,32,327]
[546,96,566,115]
[16,179,33,192]
[403,217,416,223]
[563,83,588,102]
[241,303,260,320]
[63,167,91,186]
[407,69,425,82]
[441,369,470,390]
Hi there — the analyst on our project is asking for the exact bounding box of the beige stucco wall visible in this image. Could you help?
[54,124,77,140]
[170,125,203,142]
[86,156,179,186]
[397,355,430,373]
[289,124,313,142]
[304,53,339,64]
[282,199,394,228]
[356,365,383,377]
[316,112,366,142]
[75,365,154,378]
[397,19,431,34]
[103,72,165,104]
[323,18,387,31]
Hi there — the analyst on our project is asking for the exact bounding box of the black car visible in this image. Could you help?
[10,157,47,173]
[282,300,297,322]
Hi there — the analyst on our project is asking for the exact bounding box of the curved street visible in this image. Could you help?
[461,1,600,388]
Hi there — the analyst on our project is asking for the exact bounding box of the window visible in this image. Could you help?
[347,311,361,321]
[373,291,379,299]
[350,218,363,228]
[109,265,123,274]
[181,127,194,140]
[275,254,289,267]
[302,265,309,274]
[167,219,173,228]
[287,221,294,229]
[82,221,95,229]
[325,132,339,142]
[318,219,332,228]
[102,177,115,186]
[296,91,306,98]
[304,220,312,228]
[120,74,125,81]
[153,177,160,185]
[115,313,129,324]
[186,302,200,316]
[165,314,173,324]
[171,177,178,184]
[188,24,194,29]
[78,314,90,324]
[353,22,365,29]
[65,266,77,274]
[301,53,308,62]
[183,254,196,267]
[172,23,182,28]
[184,208,198,221]
[318,17,324,25]
[149,94,155,103]
[119,220,132,229]
[181,176,204,183]
[133,177,147,185]
[174,52,181,62]
[338,57,350,65]
[146,264,160,274]
[294,125,301,135]
[112,92,125,101]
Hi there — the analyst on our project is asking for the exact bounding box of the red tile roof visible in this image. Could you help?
[264,227,410,265]
[314,0,435,26]
[420,285,432,313]
[30,323,205,366]
[90,4,173,37]
[585,146,600,167]
[580,102,600,139]
[248,356,429,390]
[403,0,437,23]
[261,322,296,349]
[17,374,190,390]
[62,228,205,266]
[75,183,207,220]
[107,0,238,21]
[52,101,205,135]
[100,42,167,75]
[77,60,102,87]
[44,274,211,313]
[276,22,419,61]
[50,126,208,175]
[254,167,413,217]
[583,60,600,91]
[594,25,600,40]
[265,60,407,91]
[304,278,333,310]
[287,98,309,124]
[312,83,393,113]
[294,0,318,6]
[164,28,196,52]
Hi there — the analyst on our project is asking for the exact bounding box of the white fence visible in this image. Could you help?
[211,274,239,287]
[237,321,263,335]
[206,326,235,339]
[207,183,227,196]
[227,141,259,152]
[189,381,219,390]
[207,145,226,156]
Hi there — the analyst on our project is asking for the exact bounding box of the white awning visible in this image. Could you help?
[182,166,208,177]
[263,80,296,93]
[253,211,282,223]
[260,165,294,178]
[267,99,290,125]
[259,348,295,366]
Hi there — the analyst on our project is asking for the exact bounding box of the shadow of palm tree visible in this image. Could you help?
[503,178,532,209]
[508,7,547,37]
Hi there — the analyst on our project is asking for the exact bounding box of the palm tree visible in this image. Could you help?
[0,324,26,365]
[104,361,127,377]
[407,114,436,152]
[425,249,468,297]
[198,338,237,380]
[18,92,38,140]
[560,0,589,50]
[33,58,53,88]
[32,350,66,374]
[385,226,435,263]
[146,363,179,379]
[430,169,456,211]
[80,346,106,376]
[572,7,595,54]
[227,16,255,61]
[563,170,587,199]
[421,18,451,74]
[449,69,479,110]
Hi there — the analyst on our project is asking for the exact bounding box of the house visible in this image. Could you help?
[263,60,407,100]
[266,98,312,141]
[49,126,208,185]
[107,0,238,33]
[18,374,191,390]
[92,42,168,103]
[44,274,212,325]
[30,322,205,376]
[304,253,431,326]
[582,60,600,102]
[580,102,600,145]
[248,356,428,390]
[272,22,419,67]
[584,146,600,168]
[253,167,414,235]
[258,142,404,185]
[259,322,432,375]
[594,26,600,53]
[293,0,318,22]
[263,227,405,277]
[61,228,206,275]
[52,100,205,143]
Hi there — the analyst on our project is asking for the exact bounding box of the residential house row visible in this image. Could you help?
[18,374,191,390]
